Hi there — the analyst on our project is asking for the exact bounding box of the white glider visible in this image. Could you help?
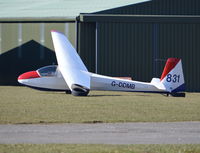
[18,30,185,97]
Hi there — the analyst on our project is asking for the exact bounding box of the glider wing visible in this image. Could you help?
[51,30,90,95]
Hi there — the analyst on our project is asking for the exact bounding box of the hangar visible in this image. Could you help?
[0,0,199,92]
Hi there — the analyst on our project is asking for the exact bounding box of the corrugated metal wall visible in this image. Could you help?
[156,23,200,92]
[0,22,75,85]
[0,23,75,55]
[78,22,96,72]
[78,0,200,92]
[79,20,200,92]
[96,22,154,82]
[97,0,200,15]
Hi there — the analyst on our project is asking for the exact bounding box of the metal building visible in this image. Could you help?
[0,0,140,85]
[0,0,200,92]
[77,0,200,92]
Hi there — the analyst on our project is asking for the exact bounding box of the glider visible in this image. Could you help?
[18,30,186,97]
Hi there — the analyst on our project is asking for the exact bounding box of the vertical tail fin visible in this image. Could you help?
[160,58,185,93]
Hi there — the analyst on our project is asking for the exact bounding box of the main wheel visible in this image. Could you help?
[71,84,89,96]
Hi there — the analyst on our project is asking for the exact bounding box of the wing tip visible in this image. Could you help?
[51,30,65,35]
[51,29,57,32]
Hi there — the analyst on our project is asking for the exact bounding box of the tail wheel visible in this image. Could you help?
[170,92,186,97]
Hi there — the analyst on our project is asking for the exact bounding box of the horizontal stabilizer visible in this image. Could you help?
[150,78,166,90]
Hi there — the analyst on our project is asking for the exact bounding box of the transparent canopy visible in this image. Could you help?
[37,65,58,77]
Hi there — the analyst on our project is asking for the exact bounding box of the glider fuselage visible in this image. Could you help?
[18,30,185,97]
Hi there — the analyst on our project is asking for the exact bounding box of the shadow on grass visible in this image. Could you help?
[83,120,104,124]
[132,94,154,97]
[88,94,122,97]
[37,91,158,97]
[37,92,122,98]
[89,93,155,97]
[38,91,66,95]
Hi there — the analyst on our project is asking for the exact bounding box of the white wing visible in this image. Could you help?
[51,30,90,91]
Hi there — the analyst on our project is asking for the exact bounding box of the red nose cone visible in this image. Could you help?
[18,71,40,80]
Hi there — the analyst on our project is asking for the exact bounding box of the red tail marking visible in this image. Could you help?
[160,58,180,81]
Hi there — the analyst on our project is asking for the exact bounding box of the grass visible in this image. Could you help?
[0,86,200,124]
[0,86,200,152]
[0,144,200,153]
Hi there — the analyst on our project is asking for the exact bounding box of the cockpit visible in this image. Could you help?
[37,65,58,77]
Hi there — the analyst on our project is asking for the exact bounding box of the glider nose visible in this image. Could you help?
[18,71,40,81]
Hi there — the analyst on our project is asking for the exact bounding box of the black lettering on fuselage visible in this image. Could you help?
[111,81,135,89]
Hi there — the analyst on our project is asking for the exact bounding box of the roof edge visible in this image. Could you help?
[79,14,200,23]
[0,17,76,23]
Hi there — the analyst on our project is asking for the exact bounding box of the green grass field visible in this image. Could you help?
[0,86,200,153]
[0,144,200,153]
[0,86,199,124]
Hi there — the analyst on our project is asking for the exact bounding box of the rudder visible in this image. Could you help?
[160,58,185,94]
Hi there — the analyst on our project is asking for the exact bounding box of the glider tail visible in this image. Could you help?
[160,58,185,96]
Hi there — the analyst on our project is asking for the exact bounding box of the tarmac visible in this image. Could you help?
[0,122,200,144]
